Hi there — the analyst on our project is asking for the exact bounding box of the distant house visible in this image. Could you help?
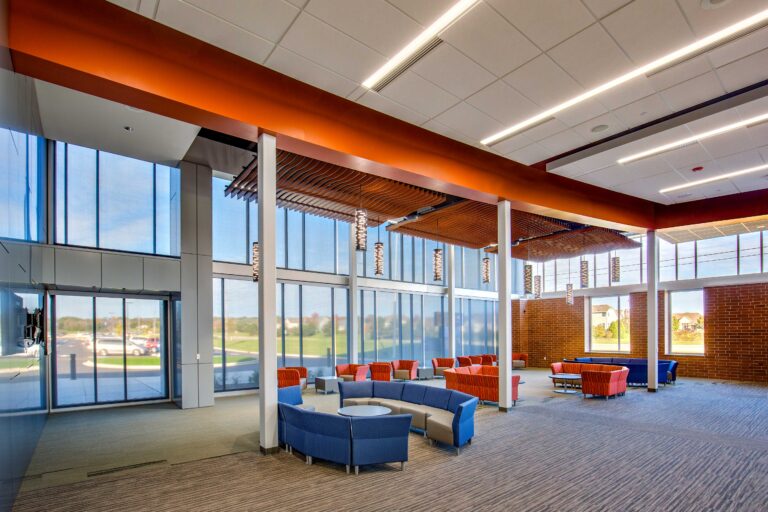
[592,304,618,329]
[675,313,702,332]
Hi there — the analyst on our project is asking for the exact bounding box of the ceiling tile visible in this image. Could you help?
[659,71,725,111]
[465,80,539,125]
[433,102,504,140]
[580,164,637,188]
[107,0,139,11]
[602,0,694,64]
[676,0,768,36]
[385,0,455,25]
[505,143,552,165]
[553,98,607,127]
[356,91,429,126]
[520,118,570,142]
[138,0,158,17]
[155,0,274,64]
[661,143,713,170]
[548,24,633,89]
[285,0,309,7]
[503,54,583,107]
[707,26,768,68]
[411,43,496,99]
[715,48,768,93]
[441,2,540,77]
[612,94,672,128]
[487,0,594,51]
[489,133,534,155]
[619,154,674,179]
[186,0,299,43]
[684,106,742,133]
[280,13,387,82]
[379,70,459,118]
[730,172,768,193]
[265,46,359,98]
[537,129,588,157]
[305,0,422,55]
[547,160,591,178]
[572,113,627,142]
[421,118,466,141]
[699,128,756,158]
[598,77,657,110]
[693,180,740,198]
[581,0,631,20]
[646,55,712,92]
[714,149,765,172]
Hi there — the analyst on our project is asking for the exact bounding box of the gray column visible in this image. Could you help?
[348,223,359,364]
[497,201,513,411]
[447,245,456,359]
[647,230,659,392]
[258,133,279,454]
[179,161,213,409]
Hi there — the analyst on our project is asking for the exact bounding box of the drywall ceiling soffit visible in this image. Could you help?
[184,136,255,177]
[33,79,200,165]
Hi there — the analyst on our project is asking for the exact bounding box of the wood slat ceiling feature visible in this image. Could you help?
[658,214,768,244]
[226,150,447,226]
[387,202,575,249]
[508,226,641,262]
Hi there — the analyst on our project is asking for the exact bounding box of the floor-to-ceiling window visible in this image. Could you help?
[213,278,260,392]
[0,128,44,242]
[52,294,168,407]
[458,298,498,356]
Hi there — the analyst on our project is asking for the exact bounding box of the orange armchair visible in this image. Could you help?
[469,355,483,365]
[581,365,629,399]
[335,363,369,382]
[512,353,528,368]
[284,366,308,389]
[391,360,418,380]
[480,355,494,365]
[370,362,392,381]
[431,357,455,377]
[457,356,472,367]
[277,368,301,388]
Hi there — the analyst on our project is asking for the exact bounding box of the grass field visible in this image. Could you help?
[98,354,259,367]
[214,333,347,357]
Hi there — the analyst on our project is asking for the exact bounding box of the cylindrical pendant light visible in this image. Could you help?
[354,208,367,251]
[481,256,491,284]
[534,275,541,299]
[524,264,533,294]
[580,259,589,288]
[251,242,259,282]
[611,255,621,283]
[433,247,443,282]
[565,283,574,305]
[374,241,384,276]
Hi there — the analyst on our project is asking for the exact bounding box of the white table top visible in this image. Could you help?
[548,373,582,380]
[337,405,391,417]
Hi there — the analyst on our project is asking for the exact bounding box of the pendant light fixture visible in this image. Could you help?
[433,220,443,282]
[354,208,367,252]
[481,256,491,284]
[534,275,542,299]
[580,258,589,288]
[565,258,574,305]
[374,222,384,276]
[251,242,259,282]
[524,264,533,295]
[611,254,621,283]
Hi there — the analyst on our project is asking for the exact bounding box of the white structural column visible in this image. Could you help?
[179,161,214,409]
[447,245,456,359]
[348,223,359,364]
[497,201,513,411]
[258,133,279,453]
[647,230,659,392]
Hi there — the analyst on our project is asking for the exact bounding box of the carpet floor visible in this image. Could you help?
[13,375,768,511]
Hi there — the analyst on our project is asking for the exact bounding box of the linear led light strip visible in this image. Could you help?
[480,8,768,146]
[362,0,479,90]
[618,112,768,164]
[660,163,768,194]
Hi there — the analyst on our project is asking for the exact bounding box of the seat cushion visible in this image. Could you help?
[435,367,450,377]
[512,360,525,369]
[394,369,411,380]
[398,403,430,429]
[426,414,453,446]
[423,387,452,410]
[339,374,355,382]
[369,399,403,414]
[343,398,372,406]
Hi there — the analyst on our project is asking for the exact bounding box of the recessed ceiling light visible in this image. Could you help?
[123,125,134,132]
[618,111,768,164]
[362,0,479,90]
[480,8,768,146]
[660,163,768,194]
[591,124,609,133]
[701,0,732,10]
[677,193,693,199]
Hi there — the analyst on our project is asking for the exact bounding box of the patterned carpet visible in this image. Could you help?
[13,379,768,511]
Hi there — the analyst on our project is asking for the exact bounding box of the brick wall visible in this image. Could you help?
[514,284,768,384]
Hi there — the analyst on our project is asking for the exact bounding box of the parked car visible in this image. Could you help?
[130,337,160,354]
[90,337,149,356]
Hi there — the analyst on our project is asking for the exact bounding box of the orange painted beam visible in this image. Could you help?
[7,0,657,229]
[655,188,768,230]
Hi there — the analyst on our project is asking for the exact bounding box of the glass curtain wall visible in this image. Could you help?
[54,142,180,256]
[458,298,499,356]
[0,128,44,241]
[52,294,168,407]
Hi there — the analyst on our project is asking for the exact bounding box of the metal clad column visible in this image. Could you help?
[647,230,659,392]
[497,201,513,411]
[258,133,279,453]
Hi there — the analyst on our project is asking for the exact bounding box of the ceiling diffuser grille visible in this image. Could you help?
[371,37,443,92]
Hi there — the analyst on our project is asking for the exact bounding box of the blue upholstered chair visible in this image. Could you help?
[304,411,353,471]
[278,385,314,449]
[350,414,412,475]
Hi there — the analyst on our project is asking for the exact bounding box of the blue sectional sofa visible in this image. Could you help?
[573,357,678,386]
[339,381,478,454]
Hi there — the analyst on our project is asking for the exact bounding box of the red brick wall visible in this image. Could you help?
[514,284,768,384]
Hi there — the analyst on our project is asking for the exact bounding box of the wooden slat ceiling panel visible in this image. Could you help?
[226,150,446,226]
[508,227,641,261]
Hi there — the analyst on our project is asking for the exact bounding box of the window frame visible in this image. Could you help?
[587,295,631,354]
[666,289,706,356]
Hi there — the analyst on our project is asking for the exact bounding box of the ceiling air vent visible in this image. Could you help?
[371,37,443,92]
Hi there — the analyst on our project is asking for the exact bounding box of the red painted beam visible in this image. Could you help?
[7,0,658,231]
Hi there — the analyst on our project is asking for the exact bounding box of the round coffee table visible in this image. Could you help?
[548,373,581,394]
[337,405,391,417]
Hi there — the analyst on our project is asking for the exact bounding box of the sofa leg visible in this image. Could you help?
[468,438,472,445]
[355,466,359,476]
[307,456,313,465]
[456,447,461,456]
[400,461,405,471]
[346,465,350,474]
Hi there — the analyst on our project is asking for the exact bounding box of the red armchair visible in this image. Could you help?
[370,362,392,381]
[391,360,418,380]
[512,353,528,369]
[277,368,300,388]
[457,356,472,367]
[581,365,629,399]
[469,355,483,365]
[431,357,455,377]
[480,355,494,365]
[284,366,308,389]
[445,365,520,405]
[335,363,369,381]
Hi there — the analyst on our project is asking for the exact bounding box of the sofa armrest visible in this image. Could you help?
[452,397,479,447]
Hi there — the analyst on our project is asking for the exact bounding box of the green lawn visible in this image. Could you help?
[0,358,37,370]
[215,333,347,357]
[97,354,259,367]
